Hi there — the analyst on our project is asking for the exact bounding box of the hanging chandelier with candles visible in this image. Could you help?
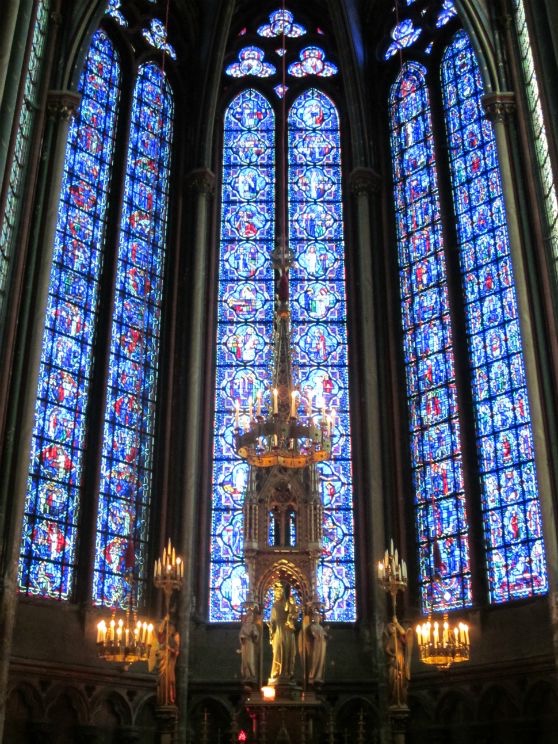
[416,614,470,670]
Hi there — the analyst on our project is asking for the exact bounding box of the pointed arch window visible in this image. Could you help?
[210,8,356,622]
[385,3,548,613]
[19,9,175,607]
[512,1,558,286]
[0,1,51,322]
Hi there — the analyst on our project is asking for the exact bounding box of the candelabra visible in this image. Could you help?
[234,384,333,469]
[377,539,408,614]
[415,615,470,670]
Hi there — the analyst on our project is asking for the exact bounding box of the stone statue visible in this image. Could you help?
[156,614,180,706]
[304,608,329,685]
[383,616,413,708]
[268,583,297,682]
[239,608,260,681]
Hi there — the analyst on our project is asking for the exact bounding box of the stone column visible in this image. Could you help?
[389,706,409,744]
[0,89,79,740]
[175,168,215,742]
[349,167,391,739]
[349,166,385,562]
[483,91,558,659]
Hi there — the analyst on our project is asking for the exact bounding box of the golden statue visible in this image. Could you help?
[156,614,180,706]
[383,615,413,708]
[268,583,297,682]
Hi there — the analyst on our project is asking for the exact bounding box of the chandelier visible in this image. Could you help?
[415,614,470,670]
[96,539,183,670]
[234,249,333,469]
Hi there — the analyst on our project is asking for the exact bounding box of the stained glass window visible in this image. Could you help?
[442,31,547,602]
[288,47,338,78]
[389,62,472,613]
[0,1,51,317]
[257,9,306,39]
[384,20,422,60]
[512,0,558,286]
[107,0,127,27]
[212,10,354,623]
[437,0,458,28]
[209,90,275,622]
[289,89,356,621]
[19,30,121,598]
[142,18,176,60]
[93,64,174,608]
[387,8,549,611]
[226,47,276,78]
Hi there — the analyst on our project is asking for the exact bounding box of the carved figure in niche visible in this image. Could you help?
[302,607,329,685]
[239,607,260,681]
[156,614,180,706]
[268,583,297,681]
[383,616,413,708]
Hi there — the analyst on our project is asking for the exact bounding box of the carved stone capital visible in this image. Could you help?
[46,90,81,121]
[482,92,516,122]
[186,168,216,195]
[349,167,381,196]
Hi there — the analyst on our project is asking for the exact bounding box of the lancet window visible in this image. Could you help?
[210,7,356,622]
[385,1,548,613]
[18,6,175,608]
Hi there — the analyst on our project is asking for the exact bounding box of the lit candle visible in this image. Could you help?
[465,624,469,646]
[443,620,449,645]
[377,561,384,580]
[402,559,407,581]
[147,623,154,647]
[110,618,115,642]
[390,538,394,557]
[433,621,439,647]
[416,625,422,646]
[97,621,105,644]
[273,388,278,414]
[290,391,297,418]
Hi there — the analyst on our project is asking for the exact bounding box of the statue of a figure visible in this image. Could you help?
[303,608,329,685]
[383,616,413,708]
[239,608,260,681]
[268,583,297,681]
[156,614,180,706]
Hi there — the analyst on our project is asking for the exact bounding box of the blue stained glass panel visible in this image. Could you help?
[210,90,275,621]
[19,31,121,599]
[389,62,472,612]
[93,63,174,607]
[442,31,548,602]
[289,89,356,621]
